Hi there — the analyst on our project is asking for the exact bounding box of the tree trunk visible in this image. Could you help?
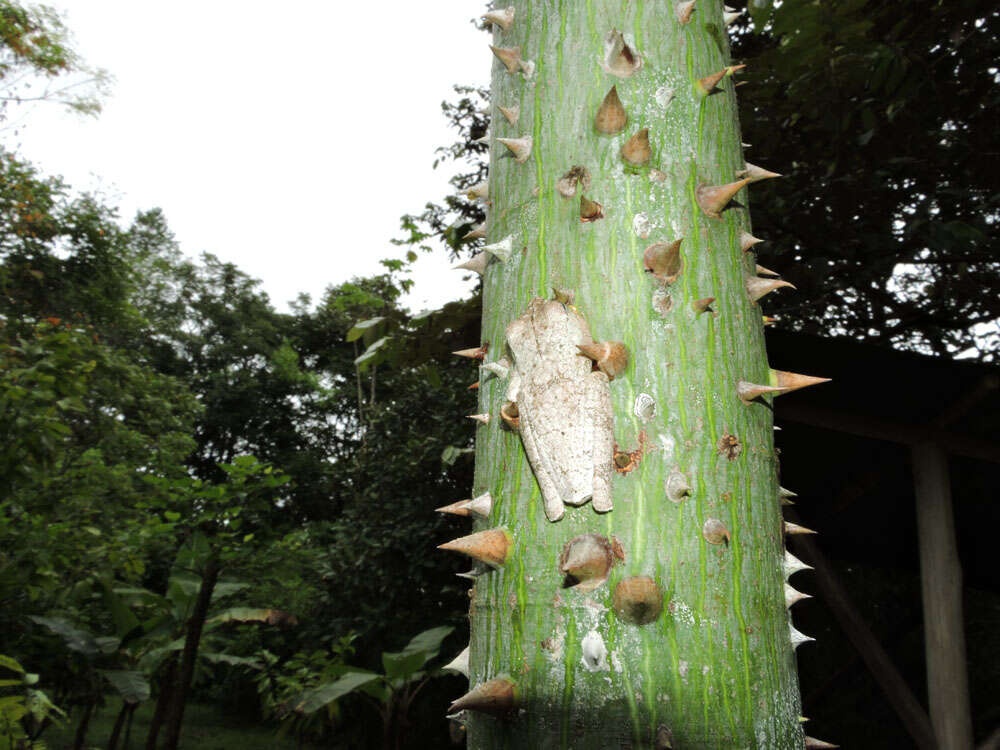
[145,656,177,750]
[108,701,129,750]
[161,551,220,750]
[450,2,814,747]
[72,700,95,750]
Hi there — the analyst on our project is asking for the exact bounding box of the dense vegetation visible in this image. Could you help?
[1,0,996,748]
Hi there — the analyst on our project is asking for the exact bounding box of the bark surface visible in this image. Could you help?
[462,1,807,747]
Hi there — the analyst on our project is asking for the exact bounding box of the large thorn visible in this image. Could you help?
[449,677,516,716]
[466,413,490,426]
[489,45,522,74]
[783,550,813,579]
[442,646,470,678]
[438,528,511,568]
[784,583,812,608]
[482,234,514,262]
[465,181,489,201]
[692,297,715,316]
[621,128,651,166]
[436,492,493,519]
[452,252,489,276]
[577,341,628,380]
[737,380,788,403]
[804,738,840,749]
[463,222,486,240]
[789,623,815,649]
[676,0,696,24]
[594,86,627,134]
[695,64,745,96]
[723,8,744,26]
[740,231,764,252]
[601,29,643,78]
[482,7,515,31]
[497,135,532,163]
[580,194,605,222]
[737,162,781,183]
[559,534,615,591]
[784,521,817,536]
[770,369,832,394]
[499,401,520,431]
[755,263,780,277]
[703,518,731,546]
[613,577,663,625]
[746,276,796,302]
[665,469,692,503]
[644,240,683,283]
[453,345,487,361]
[696,178,750,219]
[498,104,519,125]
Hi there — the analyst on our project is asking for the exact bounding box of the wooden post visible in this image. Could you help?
[912,442,973,749]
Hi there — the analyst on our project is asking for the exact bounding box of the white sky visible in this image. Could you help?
[11,1,489,313]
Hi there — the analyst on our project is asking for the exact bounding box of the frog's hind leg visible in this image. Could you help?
[588,371,615,513]
[517,415,566,522]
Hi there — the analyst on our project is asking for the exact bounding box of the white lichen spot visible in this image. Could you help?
[658,433,676,460]
[632,212,650,238]
[678,660,689,681]
[671,599,695,626]
[702,665,711,676]
[580,630,610,672]
[655,84,676,108]
[634,393,656,421]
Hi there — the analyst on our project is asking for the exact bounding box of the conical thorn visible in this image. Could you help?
[482,7,515,31]
[784,521,817,536]
[740,231,764,252]
[643,240,683,283]
[449,677,516,716]
[498,104,519,125]
[621,128,651,166]
[466,413,490,426]
[438,528,512,568]
[783,550,813,579]
[746,276,796,302]
[676,0,695,24]
[443,646,470,678]
[483,234,514,262]
[594,86,627,135]
[453,252,489,276]
[601,29,643,78]
[497,135,532,163]
[696,179,750,219]
[577,341,628,379]
[490,45,522,74]
[784,583,812,608]
[692,297,715,315]
[580,194,604,222]
[737,380,788,403]
[737,162,781,183]
[453,345,487,361]
[770,369,832,394]
[789,623,815,649]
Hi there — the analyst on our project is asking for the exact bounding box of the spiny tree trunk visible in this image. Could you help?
[442,2,830,748]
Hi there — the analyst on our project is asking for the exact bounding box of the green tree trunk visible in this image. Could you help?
[447,2,817,747]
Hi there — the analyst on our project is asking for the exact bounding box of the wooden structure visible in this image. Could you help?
[767,330,999,749]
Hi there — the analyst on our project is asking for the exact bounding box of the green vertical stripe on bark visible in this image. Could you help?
[465,1,805,747]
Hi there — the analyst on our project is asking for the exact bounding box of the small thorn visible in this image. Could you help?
[665,469,692,503]
[695,64,745,96]
[779,487,798,499]
[436,492,493,519]
[789,623,815,649]
[580,194,604,222]
[781,494,794,506]
[594,85,627,135]
[762,315,778,327]
[746,276,795,302]
[438,528,512,568]
[621,128,651,166]
[466,413,490,426]
[613,576,663,625]
[755,263,780,277]
[465,181,489,201]
[770,369,832,394]
[784,583,812,608]
[601,29,643,78]
[559,534,615,591]
[556,165,591,198]
[804,738,839,749]
[552,287,575,305]
[497,135,532,163]
[576,341,628,380]
[449,677,516,716]
[643,239,683,283]
[453,345,488,361]
[723,8,743,26]
[703,518,731,546]
[676,0,695,24]
[737,380,787,403]
[692,297,715,315]
[443,646,470,678]
[472,132,491,145]
[482,234,514,262]
[468,382,479,390]
[498,104,519,125]
[737,162,782,183]
[453,252,489,276]
[489,45,522,74]
[784,521,817,536]
[783,550,813,579]
[463,222,486,240]
[482,7,515,31]
[480,357,510,382]
[740,231,764,252]
[499,401,520,431]
[696,179,750,219]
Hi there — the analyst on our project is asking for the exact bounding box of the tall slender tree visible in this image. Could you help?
[439,2,831,747]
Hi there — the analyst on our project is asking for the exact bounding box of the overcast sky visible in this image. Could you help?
[12,1,489,312]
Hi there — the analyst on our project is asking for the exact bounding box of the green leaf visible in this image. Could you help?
[346,317,385,342]
[381,650,426,683]
[401,626,454,659]
[210,581,251,602]
[353,336,389,370]
[100,670,150,703]
[199,652,261,669]
[749,0,774,29]
[29,616,100,657]
[102,578,140,639]
[0,655,25,674]
[163,511,180,521]
[206,608,296,628]
[295,671,379,714]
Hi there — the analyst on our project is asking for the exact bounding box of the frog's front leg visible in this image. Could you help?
[586,370,614,513]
